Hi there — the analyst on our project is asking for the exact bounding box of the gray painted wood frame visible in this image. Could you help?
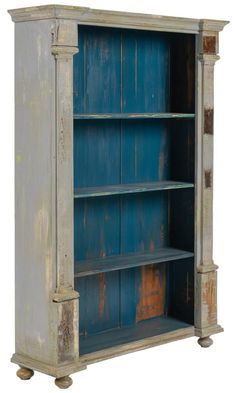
[8,4,228,385]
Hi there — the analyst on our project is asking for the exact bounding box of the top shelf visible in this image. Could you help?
[74,113,195,120]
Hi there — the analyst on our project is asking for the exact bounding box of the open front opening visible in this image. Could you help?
[73,24,195,355]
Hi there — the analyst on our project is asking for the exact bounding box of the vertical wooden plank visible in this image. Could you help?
[120,30,171,327]
[73,25,122,336]
[121,192,169,254]
[75,272,120,336]
[122,30,170,112]
[85,272,120,334]
[74,120,120,188]
[120,192,168,325]
[74,196,120,262]
[74,25,121,114]
[121,119,170,183]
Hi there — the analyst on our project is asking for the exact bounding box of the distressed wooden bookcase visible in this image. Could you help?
[9,5,228,389]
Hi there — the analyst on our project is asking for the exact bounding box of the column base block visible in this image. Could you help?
[195,324,224,338]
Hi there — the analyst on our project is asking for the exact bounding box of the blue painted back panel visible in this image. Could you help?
[121,120,170,183]
[73,26,121,114]
[74,196,120,261]
[73,26,175,336]
[75,272,120,336]
[121,192,169,254]
[74,120,121,188]
[121,30,170,112]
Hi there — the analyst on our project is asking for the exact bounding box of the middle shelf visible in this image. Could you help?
[74,247,194,278]
[74,180,194,199]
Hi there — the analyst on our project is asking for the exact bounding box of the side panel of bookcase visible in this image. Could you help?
[13,18,84,376]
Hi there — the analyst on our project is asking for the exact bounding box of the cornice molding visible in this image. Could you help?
[8,5,229,34]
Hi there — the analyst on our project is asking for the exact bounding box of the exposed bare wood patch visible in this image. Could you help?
[203,36,216,54]
[98,273,106,316]
[202,273,217,325]
[136,264,166,321]
[204,108,214,135]
[58,302,75,362]
[205,170,212,189]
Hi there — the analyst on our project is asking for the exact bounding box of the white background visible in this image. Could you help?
[0,0,235,392]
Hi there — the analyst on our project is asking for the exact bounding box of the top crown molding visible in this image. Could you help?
[8,4,229,34]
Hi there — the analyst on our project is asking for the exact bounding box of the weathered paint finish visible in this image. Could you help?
[57,300,78,363]
[196,271,217,328]
[11,15,83,375]
[14,19,57,365]
[9,4,228,384]
[8,5,228,34]
[194,26,225,336]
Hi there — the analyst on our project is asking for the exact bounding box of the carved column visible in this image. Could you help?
[50,20,82,367]
[195,21,227,344]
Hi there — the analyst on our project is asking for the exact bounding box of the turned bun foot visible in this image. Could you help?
[55,376,73,389]
[198,336,213,348]
[16,367,34,380]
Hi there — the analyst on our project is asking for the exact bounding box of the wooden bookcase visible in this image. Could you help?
[9,5,228,389]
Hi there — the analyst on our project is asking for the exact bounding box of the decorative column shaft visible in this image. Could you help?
[51,20,79,302]
[50,20,81,364]
[195,21,227,337]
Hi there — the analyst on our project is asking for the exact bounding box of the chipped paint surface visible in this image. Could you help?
[205,170,212,189]
[58,301,75,362]
[203,36,216,54]
[204,108,213,134]
[98,273,106,316]
[202,272,217,325]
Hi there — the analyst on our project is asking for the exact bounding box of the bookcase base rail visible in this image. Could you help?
[11,353,86,379]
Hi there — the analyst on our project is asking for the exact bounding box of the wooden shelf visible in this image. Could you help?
[74,181,194,199]
[80,315,193,355]
[74,112,195,120]
[74,247,194,278]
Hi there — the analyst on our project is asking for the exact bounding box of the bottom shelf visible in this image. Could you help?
[80,316,193,355]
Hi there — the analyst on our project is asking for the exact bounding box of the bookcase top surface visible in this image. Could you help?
[8,4,229,33]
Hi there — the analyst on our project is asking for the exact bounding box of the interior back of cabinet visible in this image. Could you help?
[73,25,195,355]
